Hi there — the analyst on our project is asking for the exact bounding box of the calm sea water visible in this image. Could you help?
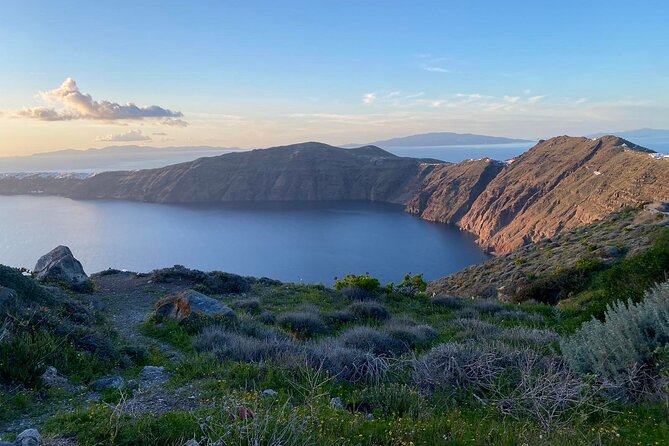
[385,138,669,162]
[0,196,489,285]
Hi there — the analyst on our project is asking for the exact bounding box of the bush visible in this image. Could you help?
[412,342,508,393]
[232,298,262,313]
[396,273,428,297]
[471,299,504,314]
[325,310,356,325]
[384,322,438,349]
[0,330,49,387]
[151,265,251,294]
[347,301,390,321]
[561,282,669,389]
[431,296,464,310]
[337,326,406,356]
[500,327,559,346]
[276,312,327,338]
[195,326,300,363]
[515,258,604,304]
[335,274,381,300]
[308,341,389,383]
[494,309,545,323]
[451,318,500,340]
[356,383,425,417]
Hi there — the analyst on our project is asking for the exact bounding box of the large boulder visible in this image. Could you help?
[33,246,92,291]
[13,429,42,446]
[155,289,236,323]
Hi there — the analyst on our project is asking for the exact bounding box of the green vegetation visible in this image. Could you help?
[3,259,669,444]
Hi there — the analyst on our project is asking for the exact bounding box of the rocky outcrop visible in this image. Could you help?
[405,158,504,223]
[410,136,669,253]
[33,246,92,291]
[155,289,236,322]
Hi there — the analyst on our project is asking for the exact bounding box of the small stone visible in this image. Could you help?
[140,365,167,383]
[262,389,277,396]
[330,397,344,409]
[183,440,199,446]
[90,376,125,392]
[14,429,42,446]
[365,413,375,420]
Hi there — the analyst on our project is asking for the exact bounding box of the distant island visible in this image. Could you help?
[0,145,239,173]
[351,131,533,148]
[587,127,669,139]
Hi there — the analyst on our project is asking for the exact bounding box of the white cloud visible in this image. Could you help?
[96,129,151,142]
[16,78,185,125]
[423,66,450,73]
[362,92,377,105]
[528,95,546,104]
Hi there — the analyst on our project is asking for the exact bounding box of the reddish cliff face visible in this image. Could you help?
[407,136,669,254]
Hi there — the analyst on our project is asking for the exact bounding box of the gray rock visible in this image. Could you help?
[34,246,92,291]
[330,397,344,409]
[155,289,236,322]
[0,286,18,309]
[41,366,70,390]
[14,429,42,446]
[262,389,278,396]
[91,376,125,392]
[183,440,200,446]
[139,366,168,384]
[365,413,375,420]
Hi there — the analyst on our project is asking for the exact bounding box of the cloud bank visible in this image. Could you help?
[17,78,186,125]
[96,129,151,142]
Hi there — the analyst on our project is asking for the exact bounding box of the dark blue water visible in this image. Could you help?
[0,196,489,285]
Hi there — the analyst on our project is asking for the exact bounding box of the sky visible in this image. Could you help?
[1,0,668,156]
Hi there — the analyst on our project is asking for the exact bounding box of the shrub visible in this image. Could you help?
[276,312,327,338]
[396,273,428,297]
[384,323,438,349]
[561,282,669,389]
[431,296,464,310]
[451,318,500,340]
[232,298,262,314]
[337,326,406,356]
[335,274,381,292]
[335,274,381,300]
[308,341,389,383]
[356,383,426,417]
[259,311,276,325]
[499,327,559,346]
[412,342,508,393]
[471,299,504,314]
[325,310,356,325]
[195,326,300,363]
[494,309,545,323]
[347,301,390,321]
[0,330,49,387]
[151,265,251,294]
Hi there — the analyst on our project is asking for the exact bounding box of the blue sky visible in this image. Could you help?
[1,0,668,154]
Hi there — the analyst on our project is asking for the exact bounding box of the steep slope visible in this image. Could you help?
[409,136,669,253]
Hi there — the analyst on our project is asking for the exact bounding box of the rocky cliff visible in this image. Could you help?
[408,136,669,253]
